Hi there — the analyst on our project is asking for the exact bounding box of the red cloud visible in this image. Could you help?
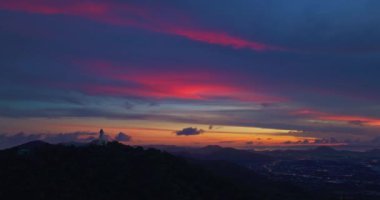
[73,60,284,102]
[294,109,380,126]
[0,0,285,51]
[321,115,380,126]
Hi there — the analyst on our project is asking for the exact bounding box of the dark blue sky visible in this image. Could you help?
[1,0,380,148]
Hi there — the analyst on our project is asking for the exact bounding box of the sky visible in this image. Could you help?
[1,0,380,149]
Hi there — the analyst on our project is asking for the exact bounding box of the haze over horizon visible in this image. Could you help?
[1,0,380,149]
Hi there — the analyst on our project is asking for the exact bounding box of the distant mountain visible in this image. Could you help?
[166,145,272,168]
[257,146,359,160]
[368,148,380,153]
[16,140,51,149]
[0,141,317,200]
[312,146,337,153]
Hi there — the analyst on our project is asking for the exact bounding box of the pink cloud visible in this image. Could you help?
[0,0,286,52]
[72,60,284,102]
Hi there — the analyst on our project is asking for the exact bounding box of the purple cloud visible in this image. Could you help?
[115,132,132,142]
[175,127,204,136]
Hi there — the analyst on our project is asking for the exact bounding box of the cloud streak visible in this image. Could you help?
[0,0,285,52]
[293,109,380,127]
[73,60,284,102]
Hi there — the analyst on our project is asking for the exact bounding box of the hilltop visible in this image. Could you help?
[0,141,316,200]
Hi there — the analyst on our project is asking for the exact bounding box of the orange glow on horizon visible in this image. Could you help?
[0,117,320,148]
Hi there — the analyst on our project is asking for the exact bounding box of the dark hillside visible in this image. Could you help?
[0,141,321,200]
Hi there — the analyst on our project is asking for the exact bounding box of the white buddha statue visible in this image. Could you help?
[98,129,108,145]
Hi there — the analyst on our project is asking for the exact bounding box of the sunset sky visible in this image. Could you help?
[1,0,380,149]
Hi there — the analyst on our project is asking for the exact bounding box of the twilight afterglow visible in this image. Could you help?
[1,0,380,150]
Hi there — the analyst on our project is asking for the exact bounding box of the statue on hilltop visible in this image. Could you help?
[98,129,108,146]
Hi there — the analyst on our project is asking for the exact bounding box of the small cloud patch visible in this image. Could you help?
[176,127,204,136]
[115,132,132,142]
